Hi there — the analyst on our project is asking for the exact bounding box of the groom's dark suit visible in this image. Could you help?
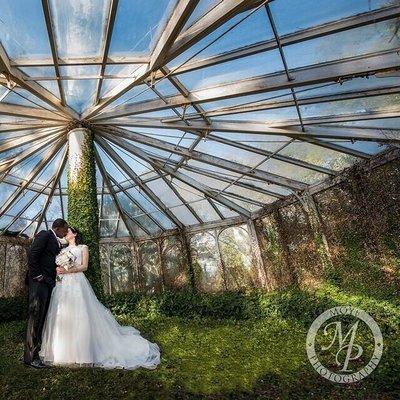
[23,230,61,364]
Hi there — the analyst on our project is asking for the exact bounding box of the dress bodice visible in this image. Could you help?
[67,245,83,265]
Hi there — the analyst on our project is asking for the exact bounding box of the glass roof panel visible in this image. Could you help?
[215,106,300,123]
[212,132,291,153]
[259,158,326,185]
[279,141,358,171]
[0,183,18,210]
[116,219,130,237]
[194,140,266,168]
[49,0,111,58]
[109,0,177,56]
[182,0,222,30]
[269,0,393,36]
[295,76,400,99]
[170,204,199,226]
[104,84,159,109]
[46,195,63,221]
[176,50,284,91]
[199,90,293,112]
[1,87,58,109]
[170,8,274,68]
[284,20,400,69]
[190,200,221,222]
[214,203,239,219]
[0,0,397,239]
[300,94,400,119]
[0,0,51,59]
[101,64,143,96]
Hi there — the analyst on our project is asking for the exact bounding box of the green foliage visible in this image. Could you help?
[3,284,398,334]
[67,130,103,298]
[0,296,27,323]
[1,290,399,399]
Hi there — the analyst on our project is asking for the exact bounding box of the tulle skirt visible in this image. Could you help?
[39,272,160,370]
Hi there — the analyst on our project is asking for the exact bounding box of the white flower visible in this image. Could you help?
[56,249,77,271]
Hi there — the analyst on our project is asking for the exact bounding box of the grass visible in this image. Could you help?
[1,306,399,399]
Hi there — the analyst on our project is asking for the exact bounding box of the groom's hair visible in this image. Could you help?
[52,218,68,229]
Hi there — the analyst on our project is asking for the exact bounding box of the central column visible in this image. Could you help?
[68,128,103,297]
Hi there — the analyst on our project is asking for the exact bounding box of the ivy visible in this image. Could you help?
[67,129,103,299]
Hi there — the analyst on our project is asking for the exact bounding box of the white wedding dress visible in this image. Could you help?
[39,245,160,370]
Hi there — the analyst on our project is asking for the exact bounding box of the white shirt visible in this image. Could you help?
[51,229,61,248]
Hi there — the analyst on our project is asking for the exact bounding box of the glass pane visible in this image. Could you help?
[49,0,112,58]
[285,20,400,69]
[171,7,273,66]
[109,0,177,56]
[0,0,51,59]
[190,231,224,292]
[279,141,358,171]
[110,244,135,292]
[100,219,118,237]
[176,49,284,91]
[139,241,162,293]
[162,236,188,289]
[259,158,326,185]
[270,0,392,36]
[219,226,262,289]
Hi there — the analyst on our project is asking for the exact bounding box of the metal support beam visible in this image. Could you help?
[150,0,200,70]
[92,50,400,120]
[163,5,400,76]
[95,147,146,237]
[41,0,66,105]
[0,127,66,155]
[163,85,400,122]
[0,131,64,174]
[0,102,67,121]
[0,121,63,133]
[0,43,78,119]
[98,117,400,143]
[94,0,119,106]
[97,127,307,190]
[34,145,68,234]
[0,137,66,218]
[96,131,253,217]
[94,136,184,229]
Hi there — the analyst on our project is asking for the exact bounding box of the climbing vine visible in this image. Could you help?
[67,129,103,298]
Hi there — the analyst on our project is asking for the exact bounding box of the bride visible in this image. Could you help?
[39,227,160,370]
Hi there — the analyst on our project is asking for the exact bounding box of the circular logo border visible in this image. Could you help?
[306,306,383,383]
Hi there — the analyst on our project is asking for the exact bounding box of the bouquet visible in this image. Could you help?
[55,249,76,281]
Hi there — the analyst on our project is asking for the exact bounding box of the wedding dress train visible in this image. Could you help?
[39,245,160,370]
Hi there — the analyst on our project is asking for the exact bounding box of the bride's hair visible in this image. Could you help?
[69,227,83,245]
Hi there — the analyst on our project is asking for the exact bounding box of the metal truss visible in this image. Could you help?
[0,0,399,240]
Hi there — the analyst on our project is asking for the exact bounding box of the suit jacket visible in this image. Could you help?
[27,230,61,287]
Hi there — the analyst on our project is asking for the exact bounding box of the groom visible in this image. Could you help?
[23,218,69,368]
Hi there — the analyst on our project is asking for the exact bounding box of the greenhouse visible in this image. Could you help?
[0,0,399,398]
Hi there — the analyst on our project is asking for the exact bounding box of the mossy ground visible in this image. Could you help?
[1,285,399,400]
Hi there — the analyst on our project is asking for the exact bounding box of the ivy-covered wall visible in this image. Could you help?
[67,128,103,298]
[257,154,400,299]
[1,152,399,299]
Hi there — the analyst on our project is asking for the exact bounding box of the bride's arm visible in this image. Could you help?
[68,245,89,273]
